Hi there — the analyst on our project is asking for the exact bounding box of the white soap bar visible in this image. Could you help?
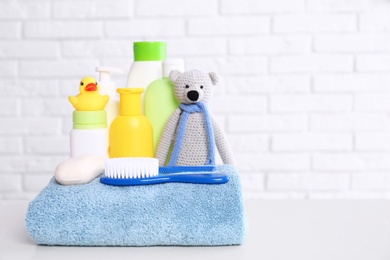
[55,155,105,185]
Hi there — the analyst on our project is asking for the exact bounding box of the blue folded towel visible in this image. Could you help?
[26,165,245,246]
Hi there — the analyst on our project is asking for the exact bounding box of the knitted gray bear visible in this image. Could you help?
[156,69,235,166]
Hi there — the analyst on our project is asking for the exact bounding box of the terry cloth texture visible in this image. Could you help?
[168,102,215,166]
[26,165,245,246]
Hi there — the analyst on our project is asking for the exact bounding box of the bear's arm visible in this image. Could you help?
[211,114,236,165]
[156,108,181,166]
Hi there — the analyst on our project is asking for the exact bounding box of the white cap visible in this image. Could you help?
[95,66,124,98]
[163,59,185,78]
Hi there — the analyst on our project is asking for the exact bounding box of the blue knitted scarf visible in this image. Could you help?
[167,102,216,166]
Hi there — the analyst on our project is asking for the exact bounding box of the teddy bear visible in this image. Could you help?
[156,69,236,166]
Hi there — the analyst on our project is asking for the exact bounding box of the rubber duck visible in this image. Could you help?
[69,76,109,111]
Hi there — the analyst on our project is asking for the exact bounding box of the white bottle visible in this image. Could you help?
[162,59,185,78]
[70,111,109,159]
[126,42,166,91]
[96,66,123,128]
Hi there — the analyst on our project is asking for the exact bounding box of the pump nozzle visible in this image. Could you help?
[96,66,124,82]
[95,66,124,98]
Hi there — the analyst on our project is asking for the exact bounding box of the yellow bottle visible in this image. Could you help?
[109,88,154,158]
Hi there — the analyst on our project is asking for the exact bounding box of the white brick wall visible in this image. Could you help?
[2,0,390,200]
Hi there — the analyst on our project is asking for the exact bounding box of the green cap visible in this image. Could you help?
[73,111,107,129]
[133,42,166,61]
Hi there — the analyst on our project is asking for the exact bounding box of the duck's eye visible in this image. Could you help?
[95,82,98,85]
[185,85,189,88]
[200,85,203,89]
[80,82,84,86]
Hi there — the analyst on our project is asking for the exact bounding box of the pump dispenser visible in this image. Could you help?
[96,66,123,128]
[145,59,185,152]
[109,88,154,158]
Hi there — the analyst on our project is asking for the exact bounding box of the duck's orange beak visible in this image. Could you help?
[85,83,97,92]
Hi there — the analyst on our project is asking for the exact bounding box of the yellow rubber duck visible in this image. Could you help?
[68,76,109,111]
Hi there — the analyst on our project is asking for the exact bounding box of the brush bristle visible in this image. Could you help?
[104,158,159,179]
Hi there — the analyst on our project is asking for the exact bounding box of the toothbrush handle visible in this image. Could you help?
[159,165,216,174]
[141,173,228,185]
[100,174,229,186]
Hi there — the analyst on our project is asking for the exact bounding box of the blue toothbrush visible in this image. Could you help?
[100,165,229,186]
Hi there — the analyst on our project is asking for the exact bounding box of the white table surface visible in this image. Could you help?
[1,200,390,260]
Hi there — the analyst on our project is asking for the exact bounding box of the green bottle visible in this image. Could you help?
[145,59,185,152]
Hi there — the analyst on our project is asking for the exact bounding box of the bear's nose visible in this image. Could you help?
[187,91,199,102]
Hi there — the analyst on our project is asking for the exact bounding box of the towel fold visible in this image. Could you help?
[26,165,245,246]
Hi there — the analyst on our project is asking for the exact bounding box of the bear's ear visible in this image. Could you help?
[208,72,219,86]
[169,70,182,82]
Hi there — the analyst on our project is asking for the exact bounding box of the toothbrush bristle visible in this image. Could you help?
[104,158,159,179]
